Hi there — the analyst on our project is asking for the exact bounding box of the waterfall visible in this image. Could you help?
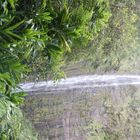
[22,75,140,140]
[20,75,140,93]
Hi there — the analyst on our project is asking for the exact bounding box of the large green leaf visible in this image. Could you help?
[5,20,25,31]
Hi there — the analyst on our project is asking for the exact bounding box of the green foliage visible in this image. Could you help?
[0,94,37,140]
[0,0,112,139]
[87,90,140,140]
[1,0,138,139]
[66,0,139,74]
[24,0,111,80]
[87,120,106,140]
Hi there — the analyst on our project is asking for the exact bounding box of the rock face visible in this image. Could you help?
[23,91,94,140]
[21,75,140,140]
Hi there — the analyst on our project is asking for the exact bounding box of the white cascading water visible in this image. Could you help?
[20,75,140,93]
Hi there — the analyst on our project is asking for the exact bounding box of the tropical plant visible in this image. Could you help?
[0,93,37,140]
[25,0,111,80]
[65,0,139,74]
[0,0,111,139]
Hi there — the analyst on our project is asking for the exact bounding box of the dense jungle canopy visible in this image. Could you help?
[0,0,139,139]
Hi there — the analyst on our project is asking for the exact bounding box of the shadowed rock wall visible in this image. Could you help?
[22,85,140,140]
